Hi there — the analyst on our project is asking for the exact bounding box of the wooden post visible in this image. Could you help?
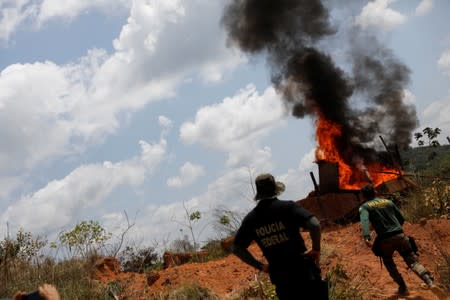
[310,171,320,193]
[379,135,402,173]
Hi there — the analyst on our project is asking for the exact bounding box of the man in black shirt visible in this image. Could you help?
[232,173,327,299]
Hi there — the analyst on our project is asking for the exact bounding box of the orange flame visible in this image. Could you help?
[315,115,399,190]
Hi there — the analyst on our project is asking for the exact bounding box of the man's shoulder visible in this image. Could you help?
[275,198,296,206]
[363,198,393,208]
[359,201,370,209]
[243,208,257,219]
[276,199,310,212]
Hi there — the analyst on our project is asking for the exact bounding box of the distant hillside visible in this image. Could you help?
[400,144,450,178]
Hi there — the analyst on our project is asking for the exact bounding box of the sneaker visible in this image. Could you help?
[397,285,409,296]
[423,273,434,288]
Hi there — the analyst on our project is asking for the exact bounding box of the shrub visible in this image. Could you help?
[0,256,109,299]
[104,281,125,300]
[200,239,230,262]
[326,263,365,300]
[400,190,436,222]
[118,245,160,273]
[236,273,277,300]
[401,180,450,222]
[0,229,47,296]
[154,283,219,300]
[422,179,450,218]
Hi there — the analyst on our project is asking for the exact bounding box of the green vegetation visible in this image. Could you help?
[57,220,112,259]
[153,283,219,300]
[414,127,442,147]
[401,144,450,180]
[118,245,160,273]
[200,239,231,261]
[235,273,277,300]
[213,206,244,238]
[326,264,365,300]
[399,138,450,294]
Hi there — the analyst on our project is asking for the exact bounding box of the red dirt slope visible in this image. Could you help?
[95,219,450,299]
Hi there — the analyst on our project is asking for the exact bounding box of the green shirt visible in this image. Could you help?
[359,197,404,240]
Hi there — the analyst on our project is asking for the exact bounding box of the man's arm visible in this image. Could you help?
[303,215,321,263]
[231,243,265,271]
[304,216,321,251]
[359,205,371,240]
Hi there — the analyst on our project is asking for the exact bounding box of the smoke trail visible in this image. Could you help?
[222,0,418,165]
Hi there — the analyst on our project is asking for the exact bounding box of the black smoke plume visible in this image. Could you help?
[222,0,418,166]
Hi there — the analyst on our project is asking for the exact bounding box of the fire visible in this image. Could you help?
[315,115,399,190]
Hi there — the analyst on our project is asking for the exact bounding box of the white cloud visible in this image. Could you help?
[278,148,317,200]
[37,0,129,24]
[167,162,205,188]
[0,0,37,43]
[0,0,128,43]
[180,85,288,167]
[111,0,245,85]
[422,97,450,143]
[0,60,84,173]
[159,115,173,138]
[415,0,433,16]
[159,115,173,129]
[438,50,450,76]
[0,0,245,175]
[355,0,407,31]
[0,176,23,200]
[0,49,148,173]
[1,139,167,235]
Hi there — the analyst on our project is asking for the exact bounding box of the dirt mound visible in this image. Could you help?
[95,219,450,299]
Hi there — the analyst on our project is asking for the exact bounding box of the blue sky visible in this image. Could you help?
[1,0,449,250]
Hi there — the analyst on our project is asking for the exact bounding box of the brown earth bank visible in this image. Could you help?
[94,219,450,299]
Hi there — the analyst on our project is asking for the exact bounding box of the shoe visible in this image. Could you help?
[397,285,409,296]
[423,273,434,288]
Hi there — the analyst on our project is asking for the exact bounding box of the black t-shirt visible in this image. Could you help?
[234,198,314,267]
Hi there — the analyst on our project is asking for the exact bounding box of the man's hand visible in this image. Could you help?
[305,249,321,265]
[38,284,61,300]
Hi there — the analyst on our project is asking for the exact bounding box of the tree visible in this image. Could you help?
[109,210,137,258]
[171,201,206,252]
[59,220,111,258]
[213,206,244,237]
[414,127,442,147]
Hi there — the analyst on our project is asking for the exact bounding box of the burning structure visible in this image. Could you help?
[299,158,416,224]
[222,0,420,223]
